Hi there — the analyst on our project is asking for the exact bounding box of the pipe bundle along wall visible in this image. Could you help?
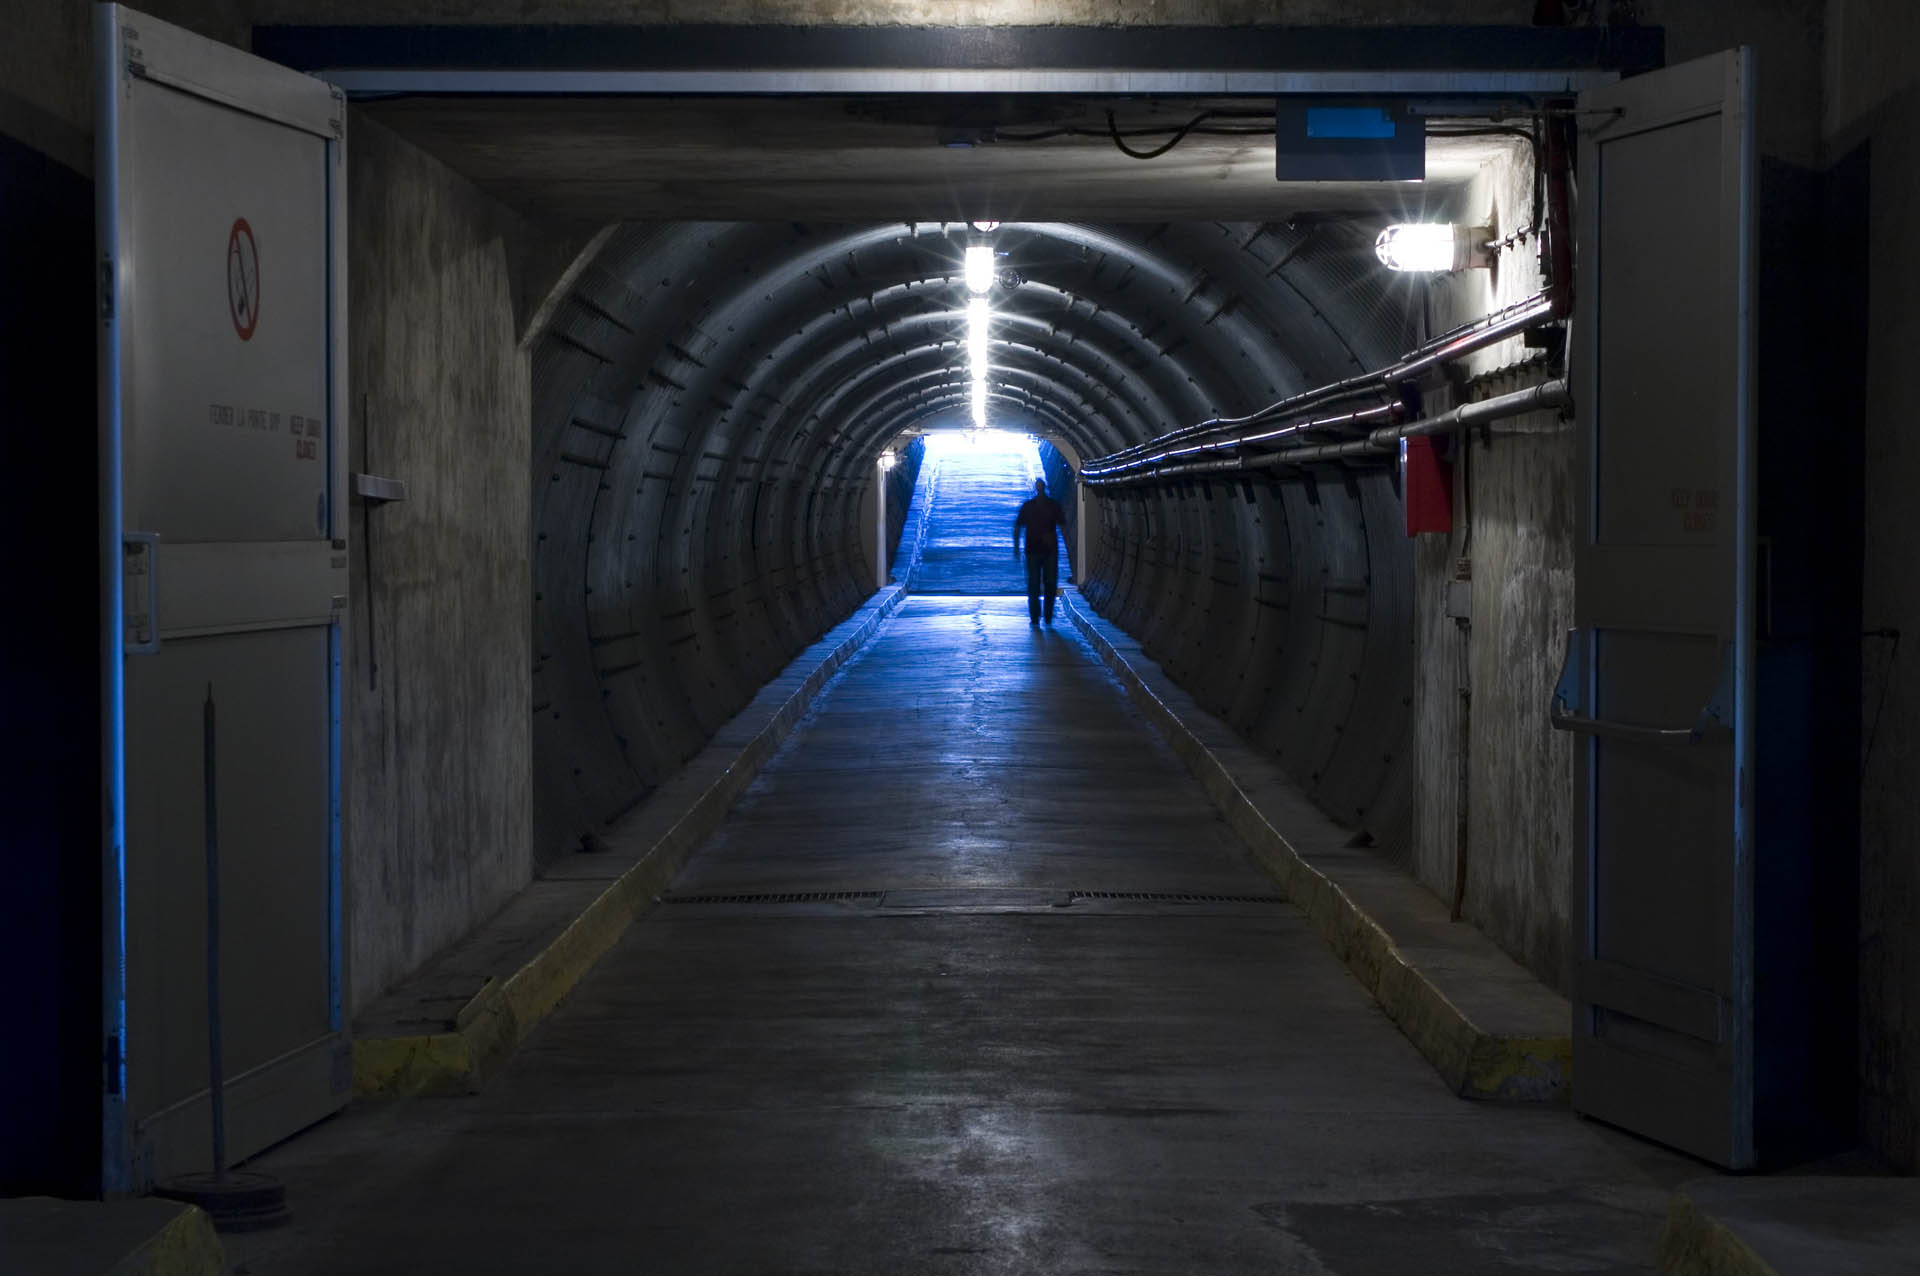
[1083,292,1565,485]
[528,219,1418,869]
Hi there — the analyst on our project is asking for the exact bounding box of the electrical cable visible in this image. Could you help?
[994,109,1271,159]
[1105,108,1217,159]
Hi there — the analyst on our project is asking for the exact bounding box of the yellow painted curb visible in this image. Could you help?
[1656,1190,1783,1276]
[109,1204,223,1276]
[354,588,909,1099]
[352,1030,479,1096]
[1064,595,1571,1103]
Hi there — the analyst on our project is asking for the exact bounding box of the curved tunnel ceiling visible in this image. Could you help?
[529,219,1423,864]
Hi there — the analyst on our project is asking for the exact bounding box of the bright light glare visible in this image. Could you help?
[966,297,991,363]
[923,427,1033,459]
[966,296,992,430]
[964,245,996,294]
[1375,223,1462,272]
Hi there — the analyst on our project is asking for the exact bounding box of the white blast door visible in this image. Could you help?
[1557,48,1758,1168]
[96,4,349,1191]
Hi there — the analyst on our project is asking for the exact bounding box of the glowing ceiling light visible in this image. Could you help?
[1374,223,1490,273]
[969,220,1001,233]
[964,245,996,294]
[971,378,988,428]
[966,297,991,370]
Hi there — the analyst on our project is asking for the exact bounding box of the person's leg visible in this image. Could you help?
[1025,553,1042,624]
[1043,553,1059,623]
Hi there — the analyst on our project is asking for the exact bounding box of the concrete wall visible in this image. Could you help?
[1825,0,1920,1173]
[2,1,252,149]
[344,115,535,1010]
[1412,140,1575,991]
[1643,0,1827,163]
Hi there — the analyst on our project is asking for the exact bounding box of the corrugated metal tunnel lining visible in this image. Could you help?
[530,220,1420,865]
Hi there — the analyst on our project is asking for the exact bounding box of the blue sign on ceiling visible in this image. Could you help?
[1275,100,1425,182]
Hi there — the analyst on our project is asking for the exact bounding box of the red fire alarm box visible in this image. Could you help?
[1402,435,1453,536]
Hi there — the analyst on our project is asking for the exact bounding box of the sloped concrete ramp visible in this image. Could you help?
[231,597,1700,1275]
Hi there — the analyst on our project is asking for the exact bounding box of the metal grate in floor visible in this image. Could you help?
[1068,891,1286,905]
[660,890,885,905]
[654,888,1289,914]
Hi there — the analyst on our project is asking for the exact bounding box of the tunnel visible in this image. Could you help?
[525,217,1419,872]
[3,7,1917,1273]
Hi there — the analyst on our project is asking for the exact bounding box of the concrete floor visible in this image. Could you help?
[231,596,1695,1275]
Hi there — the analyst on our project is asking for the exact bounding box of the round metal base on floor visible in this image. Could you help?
[155,1171,291,1232]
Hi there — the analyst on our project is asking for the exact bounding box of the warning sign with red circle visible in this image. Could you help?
[227,218,259,341]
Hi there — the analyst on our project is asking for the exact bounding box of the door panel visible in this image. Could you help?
[124,630,332,1122]
[1592,113,1726,553]
[1562,48,1756,1168]
[123,81,332,544]
[97,4,348,1192]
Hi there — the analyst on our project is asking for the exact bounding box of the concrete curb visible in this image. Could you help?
[1656,1188,1781,1276]
[1651,1176,1920,1276]
[108,1205,223,1276]
[353,584,913,1097]
[1061,591,1571,1102]
[1,1198,224,1276]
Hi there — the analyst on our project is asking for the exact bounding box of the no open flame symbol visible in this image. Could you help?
[227,218,259,341]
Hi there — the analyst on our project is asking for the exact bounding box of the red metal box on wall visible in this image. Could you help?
[1402,435,1453,536]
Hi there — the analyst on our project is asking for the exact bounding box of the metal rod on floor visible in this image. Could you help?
[203,683,227,1181]
[155,703,290,1227]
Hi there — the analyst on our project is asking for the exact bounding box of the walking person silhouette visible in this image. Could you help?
[1013,477,1069,627]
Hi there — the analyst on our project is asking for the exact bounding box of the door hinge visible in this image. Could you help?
[99,256,115,322]
[104,1034,121,1095]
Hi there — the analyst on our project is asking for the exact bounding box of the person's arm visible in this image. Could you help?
[1013,506,1024,556]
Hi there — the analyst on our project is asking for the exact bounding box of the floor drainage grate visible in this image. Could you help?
[1068,891,1286,905]
[660,890,884,906]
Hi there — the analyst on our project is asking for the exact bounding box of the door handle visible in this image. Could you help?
[1549,628,1733,744]
[123,531,160,655]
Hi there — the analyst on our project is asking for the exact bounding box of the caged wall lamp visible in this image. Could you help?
[1374,223,1494,273]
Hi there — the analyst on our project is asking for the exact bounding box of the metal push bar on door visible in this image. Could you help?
[1548,628,1735,745]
